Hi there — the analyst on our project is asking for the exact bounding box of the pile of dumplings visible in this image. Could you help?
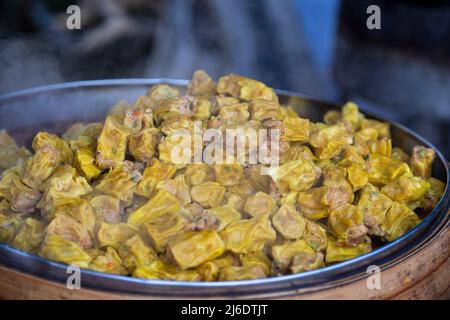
[0,71,445,281]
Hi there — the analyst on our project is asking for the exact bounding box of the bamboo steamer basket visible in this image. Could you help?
[0,80,448,300]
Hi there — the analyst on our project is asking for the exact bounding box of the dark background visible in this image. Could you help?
[0,0,449,157]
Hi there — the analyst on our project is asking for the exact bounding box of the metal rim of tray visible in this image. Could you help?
[0,79,448,298]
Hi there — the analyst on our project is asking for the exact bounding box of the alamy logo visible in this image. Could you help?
[66,5,81,30]
[367,5,381,30]
[366,265,381,290]
[66,265,81,289]
[168,122,280,173]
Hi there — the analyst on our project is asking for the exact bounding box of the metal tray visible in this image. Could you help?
[0,79,448,298]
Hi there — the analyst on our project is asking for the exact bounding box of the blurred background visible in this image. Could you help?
[0,0,449,157]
